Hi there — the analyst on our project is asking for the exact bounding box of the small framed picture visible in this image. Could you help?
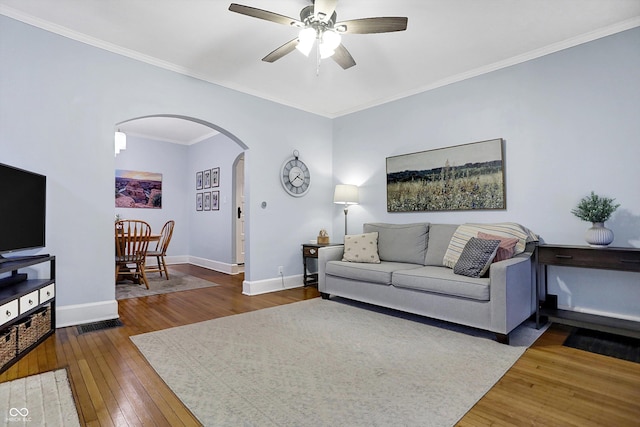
[204,169,211,189]
[196,171,203,190]
[211,167,220,188]
[196,193,203,211]
[204,192,211,211]
[211,190,220,211]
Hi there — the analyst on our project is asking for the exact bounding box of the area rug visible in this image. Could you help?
[116,269,220,300]
[0,369,80,426]
[564,328,640,363]
[131,298,546,426]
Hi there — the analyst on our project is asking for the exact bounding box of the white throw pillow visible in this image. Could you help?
[342,232,381,263]
[443,223,537,269]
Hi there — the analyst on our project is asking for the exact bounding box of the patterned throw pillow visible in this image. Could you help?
[477,232,519,262]
[342,232,381,263]
[453,237,500,278]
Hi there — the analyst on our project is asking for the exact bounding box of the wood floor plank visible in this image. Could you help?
[1,264,638,426]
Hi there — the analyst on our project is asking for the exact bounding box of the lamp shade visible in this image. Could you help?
[114,130,127,155]
[333,184,359,205]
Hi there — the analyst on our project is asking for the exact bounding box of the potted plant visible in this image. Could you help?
[571,191,620,247]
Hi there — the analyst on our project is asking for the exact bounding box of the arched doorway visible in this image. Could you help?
[115,115,248,277]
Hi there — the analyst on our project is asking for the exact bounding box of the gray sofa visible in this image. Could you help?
[318,222,537,344]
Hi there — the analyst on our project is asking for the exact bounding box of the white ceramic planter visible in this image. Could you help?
[585,222,614,247]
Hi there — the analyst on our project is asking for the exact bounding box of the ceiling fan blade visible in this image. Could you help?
[262,39,299,63]
[313,0,338,23]
[229,3,302,26]
[332,44,356,70]
[335,17,408,34]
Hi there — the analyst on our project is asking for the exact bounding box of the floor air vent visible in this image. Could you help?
[77,319,124,335]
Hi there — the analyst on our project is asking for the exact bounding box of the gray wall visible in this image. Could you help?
[333,27,640,321]
[188,133,244,265]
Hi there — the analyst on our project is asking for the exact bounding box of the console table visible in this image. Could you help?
[536,244,640,338]
[302,243,343,287]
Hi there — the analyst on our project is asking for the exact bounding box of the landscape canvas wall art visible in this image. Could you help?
[115,170,163,209]
[386,139,505,212]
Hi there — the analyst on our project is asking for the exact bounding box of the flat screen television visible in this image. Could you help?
[0,163,46,260]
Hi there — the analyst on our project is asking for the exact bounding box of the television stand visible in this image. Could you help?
[0,255,56,373]
[0,271,28,287]
[0,254,50,265]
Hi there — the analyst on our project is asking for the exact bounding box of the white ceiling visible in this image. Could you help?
[2,0,639,142]
[117,117,219,145]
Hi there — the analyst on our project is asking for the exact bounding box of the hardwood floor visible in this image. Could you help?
[1,264,638,426]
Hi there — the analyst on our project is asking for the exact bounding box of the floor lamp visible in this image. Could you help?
[333,184,359,236]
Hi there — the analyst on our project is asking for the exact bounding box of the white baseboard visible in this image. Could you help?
[243,274,304,296]
[150,255,243,274]
[56,300,119,328]
[558,305,640,323]
[186,256,241,275]
[162,255,189,265]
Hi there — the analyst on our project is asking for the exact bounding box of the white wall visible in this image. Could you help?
[333,27,640,321]
[0,15,333,325]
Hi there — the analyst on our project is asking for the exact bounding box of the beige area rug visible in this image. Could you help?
[131,298,546,427]
[116,269,220,300]
[0,369,80,426]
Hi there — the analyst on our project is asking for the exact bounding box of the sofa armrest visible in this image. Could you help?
[488,251,534,334]
[318,245,344,293]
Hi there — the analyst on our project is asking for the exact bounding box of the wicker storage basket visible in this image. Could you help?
[16,316,39,354]
[32,305,52,339]
[0,327,17,370]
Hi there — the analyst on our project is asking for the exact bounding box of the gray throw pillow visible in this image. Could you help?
[363,223,428,264]
[453,237,500,278]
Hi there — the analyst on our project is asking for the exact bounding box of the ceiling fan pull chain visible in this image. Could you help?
[316,39,321,76]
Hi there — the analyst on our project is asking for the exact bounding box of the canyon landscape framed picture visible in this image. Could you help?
[115,169,163,209]
[386,139,505,212]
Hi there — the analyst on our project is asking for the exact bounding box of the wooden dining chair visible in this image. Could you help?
[145,220,175,280]
[115,219,152,288]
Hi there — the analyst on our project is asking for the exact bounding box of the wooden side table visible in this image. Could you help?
[302,243,343,287]
[536,244,640,338]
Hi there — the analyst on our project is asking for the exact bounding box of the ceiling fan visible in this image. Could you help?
[228,1,408,70]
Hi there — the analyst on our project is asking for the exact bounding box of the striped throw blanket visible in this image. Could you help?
[443,223,538,269]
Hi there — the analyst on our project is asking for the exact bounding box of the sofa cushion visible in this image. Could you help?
[392,266,490,301]
[326,261,422,285]
[443,223,538,269]
[477,232,518,262]
[453,237,500,278]
[424,224,458,266]
[342,232,381,263]
[363,223,428,265]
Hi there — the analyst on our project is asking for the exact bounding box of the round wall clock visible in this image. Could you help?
[280,150,311,197]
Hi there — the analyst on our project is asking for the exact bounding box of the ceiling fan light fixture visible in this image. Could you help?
[322,29,341,50]
[319,29,341,58]
[296,27,316,56]
[319,45,335,59]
